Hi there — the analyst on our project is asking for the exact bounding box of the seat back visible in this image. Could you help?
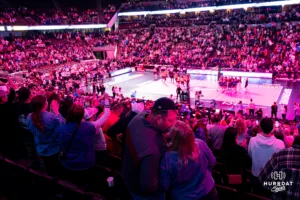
[107,155,122,172]
[215,184,239,200]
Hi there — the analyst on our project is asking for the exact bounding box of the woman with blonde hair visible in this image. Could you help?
[159,121,217,200]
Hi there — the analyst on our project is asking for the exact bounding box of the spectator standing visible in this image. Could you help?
[102,103,123,133]
[14,87,38,164]
[235,119,248,148]
[284,128,294,148]
[294,104,300,122]
[176,86,181,101]
[271,102,278,119]
[256,108,263,119]
[249,99,255,116]
[208,114,227,150]
[248,118,285,179]
[193,119,208,142]
[294,102,298,121]
[121,97,177,200]
[0,86,18,159]
[221,127,251,175]
[26,95,65,176]
[159,121,217,200]
[259,136,300,200]
[282,105,287,121]
[237,101,243,115]
[107,101,145,158]
[56,97,110,185]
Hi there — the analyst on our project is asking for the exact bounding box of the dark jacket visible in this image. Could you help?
[107,111,138,157]
[121,112,167,197]
[221,144,251,174]
[56,122,96,170]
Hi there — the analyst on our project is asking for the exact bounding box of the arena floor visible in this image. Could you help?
[84,72,300,120]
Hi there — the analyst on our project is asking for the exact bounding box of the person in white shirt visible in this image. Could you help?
[249,99,255,116]
[237,101,244,115]
[248,118,285,177]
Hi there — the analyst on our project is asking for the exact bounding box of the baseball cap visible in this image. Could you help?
[84,107,98,120]
[152,97,176,112]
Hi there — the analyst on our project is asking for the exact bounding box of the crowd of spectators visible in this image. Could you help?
[1,72,300,199]
[0,7,17,24]
[18,4,117,25]
[0,34,95,73]
[0,3,117,26]
[120,0,287,12]
[117,23,299,73]
[119,6,300,27]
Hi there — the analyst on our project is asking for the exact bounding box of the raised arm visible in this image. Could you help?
[92,95,110,130]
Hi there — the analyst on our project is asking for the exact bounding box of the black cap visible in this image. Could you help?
[152,97,176,111]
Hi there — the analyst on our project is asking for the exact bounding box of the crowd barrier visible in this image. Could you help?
[187,69,273,78]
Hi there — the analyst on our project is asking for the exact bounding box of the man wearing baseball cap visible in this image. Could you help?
[122,97,177,200]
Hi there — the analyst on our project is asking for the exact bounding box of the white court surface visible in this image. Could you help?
[190,79,283,106]
[85,72,283,107]
[129,80,178,100]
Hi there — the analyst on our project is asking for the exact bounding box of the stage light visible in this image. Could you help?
[118,11,150,16]
[151,9,182,15]
[6,24,107,31]
[118,0,300,16]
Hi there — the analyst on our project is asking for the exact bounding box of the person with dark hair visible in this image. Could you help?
[122,97,177,200]
[26,95,65,176]
[59,96,74,119]
[237,101,243,115]
[13,87,36,162]
[256,108,263,119]
[0,86,19,159]
[282,105,287,121]
[47,92,60,112]
[56,94,110,184]
[107,102,145,158]
[193,119,208,142]
[208,114,227,150]
[176,86,181,100]
[221,127,251,175]
[112,86,116,98]
[259,136,300,200]
[248,118,285,178]
[159,121,217,200]
[271,102,278,119]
